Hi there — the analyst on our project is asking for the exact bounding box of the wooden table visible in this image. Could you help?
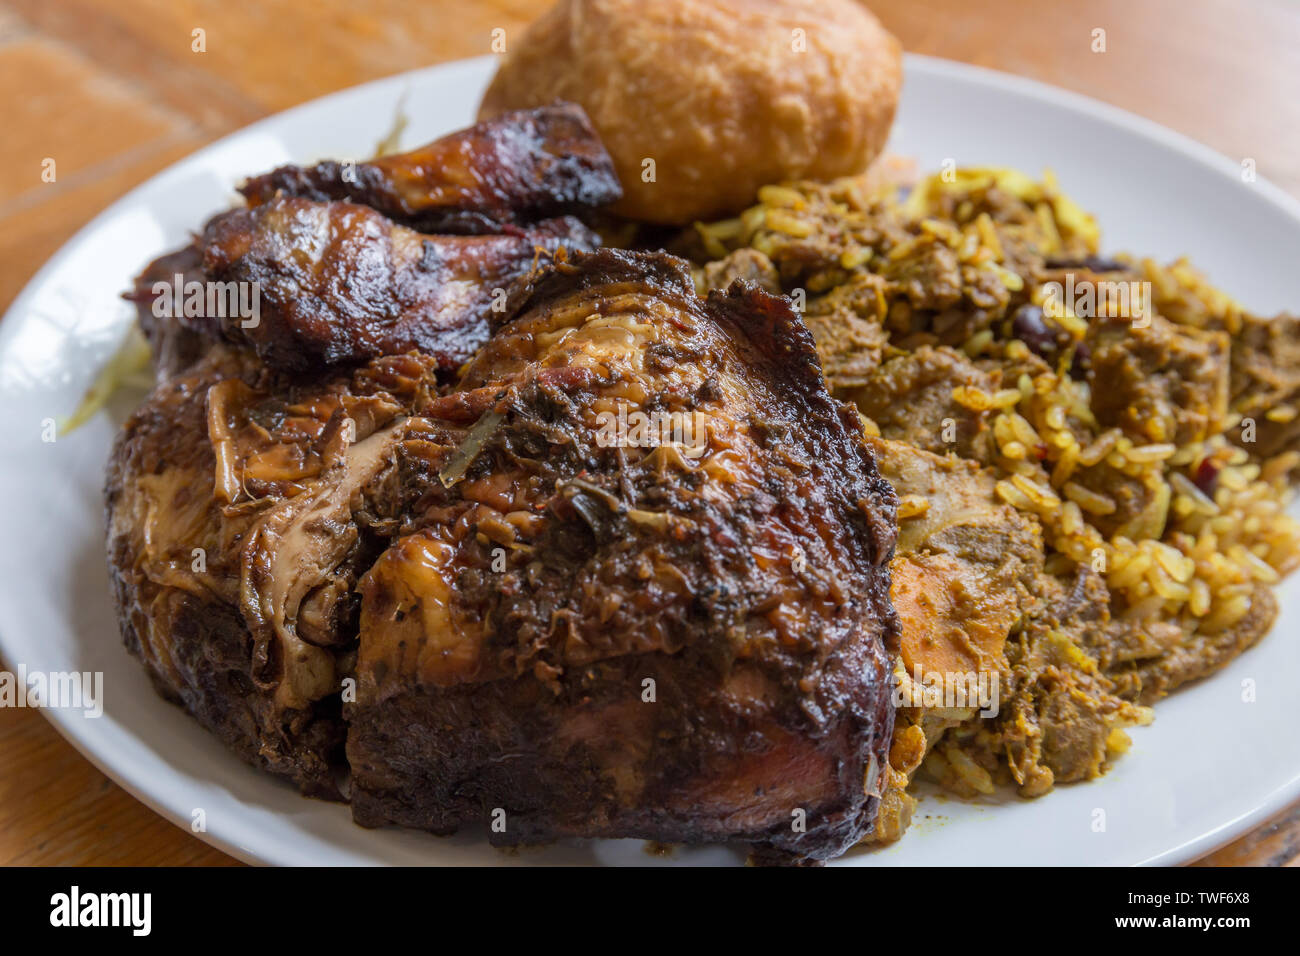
[1,0,1297,867]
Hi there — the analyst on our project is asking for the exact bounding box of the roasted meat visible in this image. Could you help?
[108,98,899,861]
[200,198,599,372]
[127,103,619,380]
[107,237,900,861]
[239,103,621,235]
[346,249,898,862]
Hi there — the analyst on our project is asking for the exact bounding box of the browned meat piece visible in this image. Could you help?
[240,103,621,234]
[201,197,599,373]
[1023,567,1275,711]
[802,274,892,390]
[1083,615,1184,697]
[125,106,620,380]
[804,310,890,392]
[104,345,444,796]
[345,249,899,863]
[1086,313,1230,446]
[881,235,963,313]
[851,345,995,461]
[1224,312,1300,460]
[883,242,1012,348]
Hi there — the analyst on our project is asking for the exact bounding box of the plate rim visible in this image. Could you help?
[2,51,1298,866]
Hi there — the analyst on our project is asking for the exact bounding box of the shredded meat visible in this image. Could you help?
[104,346,442,795]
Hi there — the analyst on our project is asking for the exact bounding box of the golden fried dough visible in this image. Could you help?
[478,0,902,225]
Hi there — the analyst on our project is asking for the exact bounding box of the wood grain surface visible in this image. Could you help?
[1,0,1297,867]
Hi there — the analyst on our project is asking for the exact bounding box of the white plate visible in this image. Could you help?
[2,54,1298,867]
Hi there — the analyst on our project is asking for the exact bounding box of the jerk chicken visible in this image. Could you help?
[347,250,898,860]
[106,106,900,863]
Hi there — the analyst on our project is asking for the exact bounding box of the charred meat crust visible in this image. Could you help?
[703,279,899,570]
[238,102,622,234]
